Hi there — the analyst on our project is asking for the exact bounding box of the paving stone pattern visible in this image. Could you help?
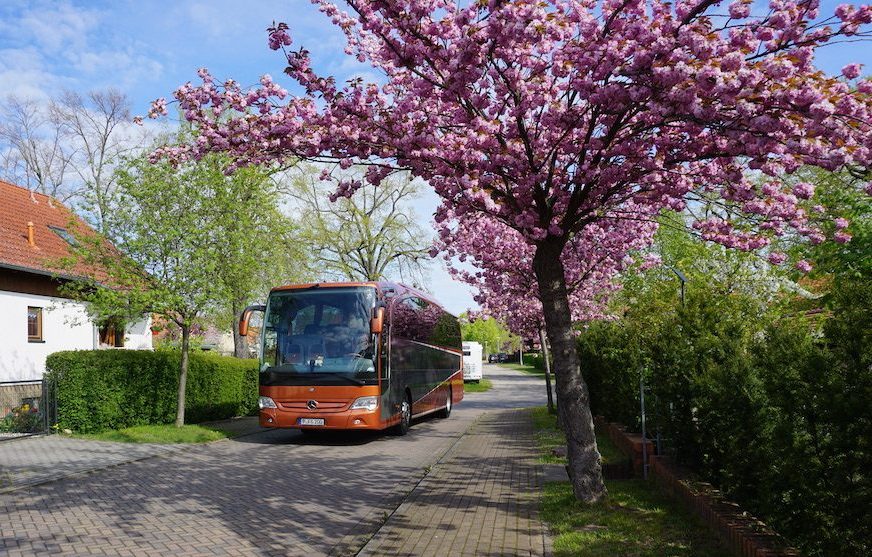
[0,366,550,556]
[0,437,181,493]
[359,409,547,557]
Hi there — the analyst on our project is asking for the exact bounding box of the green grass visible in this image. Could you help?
[77,424,233,444]
[530,407,625,465]
[463,378,493,393]
[543,480,730,557]
[530,405,729,557]
[499,362,547,377]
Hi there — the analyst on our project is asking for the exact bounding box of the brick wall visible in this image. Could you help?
[0,381,41,416]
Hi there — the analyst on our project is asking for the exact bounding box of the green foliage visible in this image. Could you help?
[578,275,871,557]
[0,403,42,433]
[526,353,546,370]
[459,314,517,355]
[787,168,871,278]
[207,162,311,349]
[45,350,259,433]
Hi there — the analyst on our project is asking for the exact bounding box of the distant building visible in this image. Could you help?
[0,180,152,382]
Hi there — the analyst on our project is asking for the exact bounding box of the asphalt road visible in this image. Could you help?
[0,365,546,556]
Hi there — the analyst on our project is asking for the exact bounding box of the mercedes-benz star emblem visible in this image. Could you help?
[307,400,318,410]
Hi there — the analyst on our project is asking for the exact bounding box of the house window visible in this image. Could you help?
[48,225,79,246]
[99,320,125,348]
[27,307,43,342]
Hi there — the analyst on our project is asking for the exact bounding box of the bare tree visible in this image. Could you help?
[0,89,149,232]
[0,96,76,200]
[50,89,142,232]
[290,166,431,284]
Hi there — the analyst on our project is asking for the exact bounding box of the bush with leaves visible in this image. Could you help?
[45,350,259,433]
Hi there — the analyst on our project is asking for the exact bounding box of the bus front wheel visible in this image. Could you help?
[394,393,412,436]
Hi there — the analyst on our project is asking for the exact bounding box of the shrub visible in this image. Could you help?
[578,276,871,557]
[44,350,259,433]
[0,403,42,433]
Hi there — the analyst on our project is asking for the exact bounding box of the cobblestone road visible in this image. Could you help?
[0,365,547,556]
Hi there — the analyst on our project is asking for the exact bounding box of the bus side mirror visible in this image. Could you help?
[239,304,266,337]
[370,306,385,334]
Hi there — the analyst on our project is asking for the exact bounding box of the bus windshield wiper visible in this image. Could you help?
[305,372,367,386]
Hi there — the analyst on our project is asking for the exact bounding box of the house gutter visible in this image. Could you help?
[0,261,84,283]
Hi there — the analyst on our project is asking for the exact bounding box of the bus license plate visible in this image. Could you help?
[299,418,325,426]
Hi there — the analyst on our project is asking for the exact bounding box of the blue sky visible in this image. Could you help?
[1,0,869,314]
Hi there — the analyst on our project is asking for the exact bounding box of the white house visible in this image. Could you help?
[0,180,152,383]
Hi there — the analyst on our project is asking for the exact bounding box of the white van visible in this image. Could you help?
[462,341,483,382]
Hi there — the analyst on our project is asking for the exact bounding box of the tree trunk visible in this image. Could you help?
[533,240,607,503]
[176,324,190,428]
[232,301,247,358]
[539,327,556,415]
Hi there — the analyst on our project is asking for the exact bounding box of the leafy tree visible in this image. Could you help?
[150,1,872,501]
[459,313,514,357]
[210,165,312,357]
[288,165,430,283]
[64,146,313,418]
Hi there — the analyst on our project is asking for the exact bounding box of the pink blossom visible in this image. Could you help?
[842,63,863,79]
[148,1,872,451]
[795,260,813,273]
[767,252,788,265]
[728,1,751,19]
[834,231,852,243]
[834,217,850,229]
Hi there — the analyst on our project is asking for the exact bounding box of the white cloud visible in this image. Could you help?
[15,1,101,53]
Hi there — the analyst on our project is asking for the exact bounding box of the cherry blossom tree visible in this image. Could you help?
[437,212,659,339]
[149,0,872,502]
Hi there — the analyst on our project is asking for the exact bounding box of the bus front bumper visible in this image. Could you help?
[259,408,384,430]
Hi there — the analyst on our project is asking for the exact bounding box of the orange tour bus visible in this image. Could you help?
[238,282,464,435]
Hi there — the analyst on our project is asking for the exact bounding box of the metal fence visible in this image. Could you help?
[0,379,56,440]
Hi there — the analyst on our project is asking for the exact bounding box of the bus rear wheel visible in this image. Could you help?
[437,387,452,419]
[394,393,412,436]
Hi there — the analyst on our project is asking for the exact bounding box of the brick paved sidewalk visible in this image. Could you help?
[358,408,550,557]
[0,417,263,494]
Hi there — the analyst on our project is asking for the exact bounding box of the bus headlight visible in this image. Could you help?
[258,396,277,409]
[349,396,378,411]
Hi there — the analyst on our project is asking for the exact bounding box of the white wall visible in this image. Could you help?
[0,290,152,382]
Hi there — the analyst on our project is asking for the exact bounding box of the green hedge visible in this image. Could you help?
[578,276,871,557]
[45,350,259,433]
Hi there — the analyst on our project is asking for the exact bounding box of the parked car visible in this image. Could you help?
[487,353,498,363]
[497,352,508,362]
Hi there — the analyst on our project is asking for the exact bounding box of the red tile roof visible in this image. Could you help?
[0,179,102,280]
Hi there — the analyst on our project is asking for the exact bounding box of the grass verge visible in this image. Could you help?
[530,405,729,557]
[463,378,493,393]
[543,480,730,557]
[499,362,547,377]
[531,407,624,465]
[77,424,233,444]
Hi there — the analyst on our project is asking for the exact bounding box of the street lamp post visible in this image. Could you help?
[667,266,687,307]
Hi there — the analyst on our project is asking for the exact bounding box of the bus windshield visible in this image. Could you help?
[261,286,378,385]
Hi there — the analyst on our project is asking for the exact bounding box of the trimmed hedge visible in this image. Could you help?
[45,350,259,433]
[578,276,871,557]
